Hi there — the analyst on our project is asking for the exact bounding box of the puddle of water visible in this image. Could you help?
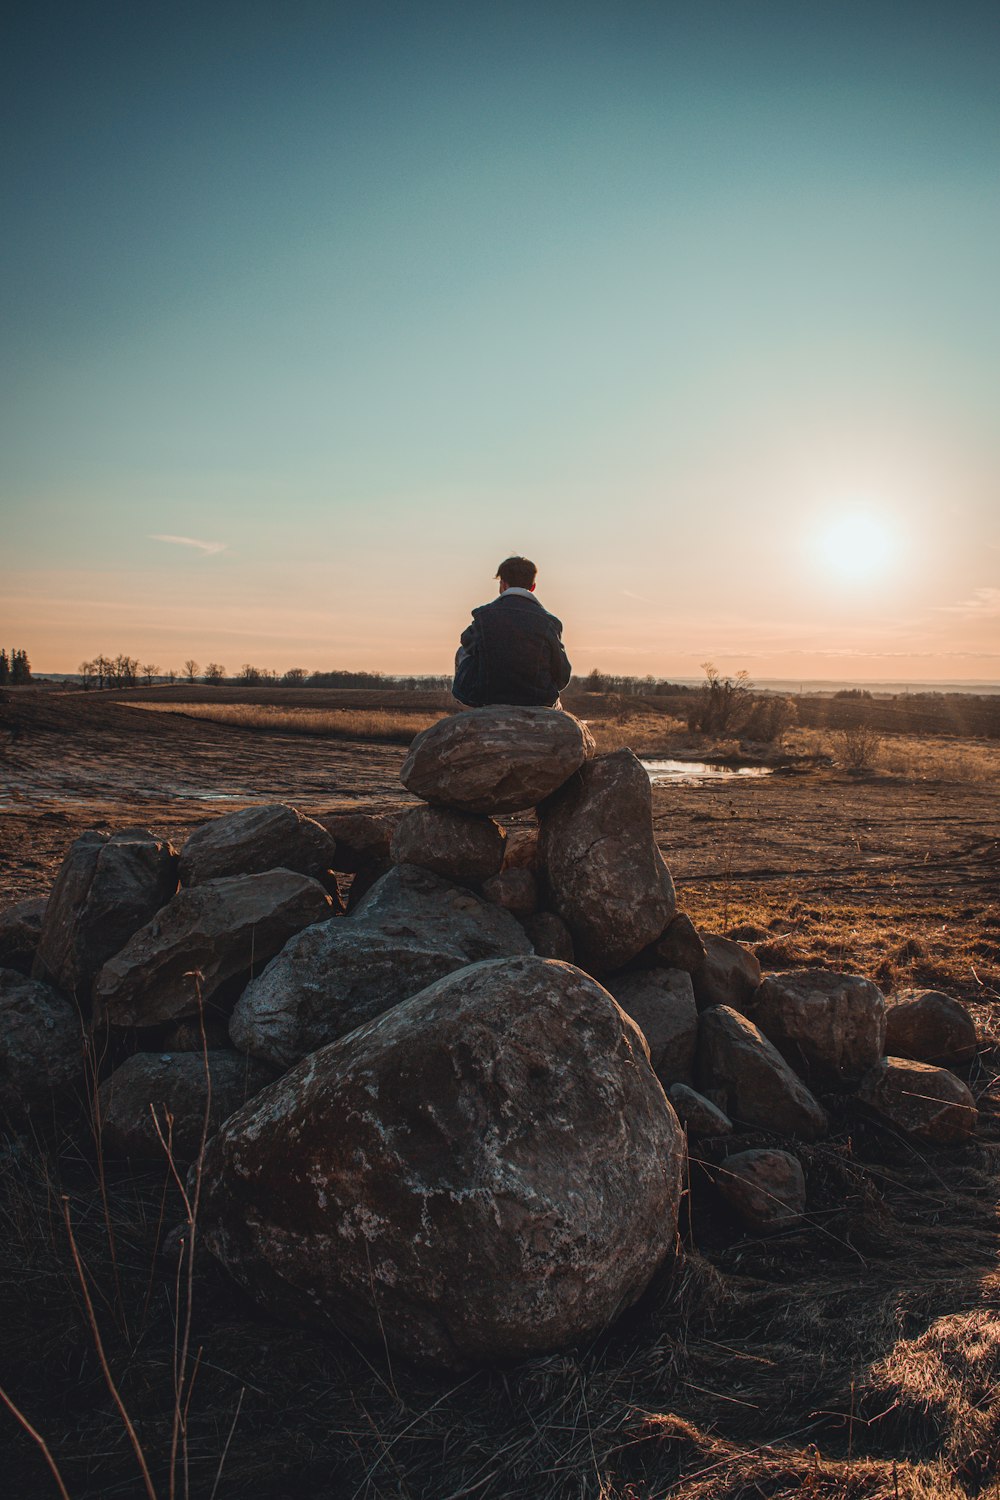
[642,759,773,786]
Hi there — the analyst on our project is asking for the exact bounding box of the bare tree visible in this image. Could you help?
[141,663,159,687]
[282,667,308,684]
[78,660,97,690]
[183,659,200,684]
[166,667,177,683]
[203,663,226,684]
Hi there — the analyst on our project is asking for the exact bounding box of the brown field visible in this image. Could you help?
[1,685,999,1499]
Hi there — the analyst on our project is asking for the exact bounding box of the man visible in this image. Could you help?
[453,556,572,708]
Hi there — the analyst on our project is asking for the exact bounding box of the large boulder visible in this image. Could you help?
[350,864,531,962]
[98,1052,276,1164]
[691,936,761,1012]
[178,804,340,896]
[230,925,469,1070]
[93,871,335,1029]
[33,828,179,1002]
[390,806,506,886]
[697,1006,828,1141]
[884,990,978,1067]
[0,968,82,1120]
[751,969,886,1089]
[538,750,676,974]
[715,1149,806,1234]
[0,897,47,976]
[856,1058,977,1144]
[198,956,685,1370]
[608,969,698,1088]
[400,707,595,814]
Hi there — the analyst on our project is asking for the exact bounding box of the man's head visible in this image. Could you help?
[496,556,537,592]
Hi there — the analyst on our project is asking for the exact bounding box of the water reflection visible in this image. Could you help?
[642,759,773,786]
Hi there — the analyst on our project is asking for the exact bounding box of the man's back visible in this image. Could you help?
[454,575,571,708]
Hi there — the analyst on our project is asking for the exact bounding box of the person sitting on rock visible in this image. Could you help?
[453,556,572,708]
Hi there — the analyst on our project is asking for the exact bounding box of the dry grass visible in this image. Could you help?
[129,701,446,745]
[788,730,1000,784]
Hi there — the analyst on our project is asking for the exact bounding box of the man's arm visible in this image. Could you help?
[453,620,483,706]
[551,630,571,693]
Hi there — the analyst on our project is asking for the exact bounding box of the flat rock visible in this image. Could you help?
[401,706,595,814]
[697,1006,828,1140]
[608,969,698,1088]
[884,990,978,1066]
[856,1057,977,1144]
[481,868,539,918]
[33,828,179,1002]
[230,924,469,1070]
[0,968,83,1120]
[93,870,335,1029]
[198,956,685,1370]
[99,1051,277,1164]
[539,750,676,974]
[521,911,574,962]
[179,804,340,898]
[692,935,762,1012]
[390,806,506,885]
[0,897,47,976]
[716,1149,806,1233]
[668,1082,733,1136]
[751,969,886,1089]
[351,864,531,961]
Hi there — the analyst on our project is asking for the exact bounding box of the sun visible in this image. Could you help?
[815,509,896,582]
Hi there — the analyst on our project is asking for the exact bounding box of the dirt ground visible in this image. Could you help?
[3,688,997,1004]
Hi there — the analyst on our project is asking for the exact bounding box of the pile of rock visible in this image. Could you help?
[0,705,983,1371]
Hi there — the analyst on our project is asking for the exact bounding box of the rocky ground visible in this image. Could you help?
[2,687,1000,1500]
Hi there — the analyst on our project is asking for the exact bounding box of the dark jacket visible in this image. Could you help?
[453,591,571,707]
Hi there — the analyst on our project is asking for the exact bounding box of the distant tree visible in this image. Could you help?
[203,662,226,684]
[236,664,262,684]
[113,654,139,687]
[141,663,159,687]
[79,659,97,689]
[0,650,9,686]
[688,663,754,736]
[183,659,200,684]
[166,667,178,683]
[282,667,308,684]
[10,649,32,685]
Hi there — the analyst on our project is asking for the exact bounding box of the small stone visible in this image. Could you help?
[481,868,539,918]
[884,991,978,1066]
[99,1051,277,1164]
[351,864,531,963]
[856,1057,977,1144]
[314,812,391,872]
[715,1149,806,1234]
[0,898,47,976]
[692,936,761,1012]
[609,969,698,1088]
[751,969,886,1089]
[178,803,340,896]
[390,806,506,885]
[639,913,707,973]
[0,968,83,1120]
[668,1083,732,1136]
[521,911,575,962]
[697,1005,828,1141]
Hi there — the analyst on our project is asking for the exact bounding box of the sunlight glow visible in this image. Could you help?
[815,510,897,582]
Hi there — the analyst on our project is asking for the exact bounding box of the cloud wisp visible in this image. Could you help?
[935,587,1000,619]
[151,534,227,556]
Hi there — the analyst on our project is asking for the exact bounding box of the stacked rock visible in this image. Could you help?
[0,705,985,1373]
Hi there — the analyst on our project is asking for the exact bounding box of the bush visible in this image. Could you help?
[833,726,883,770]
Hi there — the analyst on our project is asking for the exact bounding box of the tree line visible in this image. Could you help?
[0,649,32,685]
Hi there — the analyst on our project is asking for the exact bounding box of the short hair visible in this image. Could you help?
[496,556,537,589]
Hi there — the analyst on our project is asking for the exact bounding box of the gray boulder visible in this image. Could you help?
[857,1057,977,1144]
[401,706,595,814]
[716,1149,806,1234]
[98,1051,277,1164]
[0,968,82,1119]
[0,897,46,976]
[230,924,469,1070]
[390,806,506,885]
[692,935,762,1012]
[751,969,886,1089]
[351,864,531,962]
[608,969,698,1088]
[481,868,539,918]
[93,870,335,1029]
[33,828,179,1002]
[179,804,340,898]
[198,955,685,1370]
[884,990,978,1066]
[539,750,676,974]
[697,1006,828,1140]
[668,1082,733,1136]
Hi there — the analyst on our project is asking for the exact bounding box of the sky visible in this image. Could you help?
[2,0,998,683]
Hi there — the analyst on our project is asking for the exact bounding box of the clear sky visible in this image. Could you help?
[3,0,998,682]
